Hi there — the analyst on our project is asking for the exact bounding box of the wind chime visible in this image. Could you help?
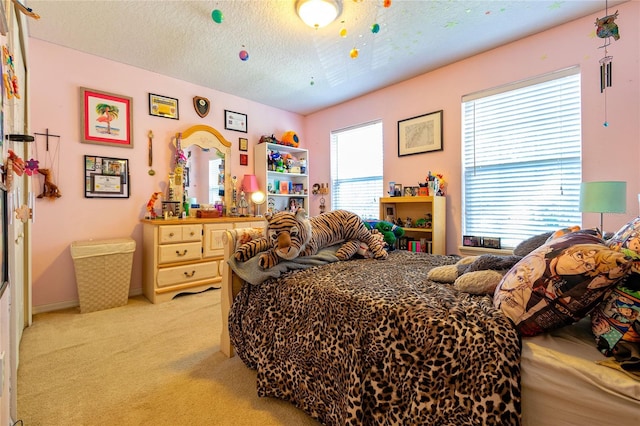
[594,2,620,127]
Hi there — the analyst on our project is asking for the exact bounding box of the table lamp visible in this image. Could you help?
[242,174,260,216]
[579,181,626,233]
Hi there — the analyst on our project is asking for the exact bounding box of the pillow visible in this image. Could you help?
[591,276,640,371]
[513,232,553,257]
[494,232,631,337]
[606,216,640,262]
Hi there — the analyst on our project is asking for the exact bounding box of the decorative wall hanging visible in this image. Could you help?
[149,93,179,119]
[397,110,443,157]
[193,96,210,118]
[81,87,133,148]
[84,155,130,198]
[224,110,247,133]
[595,1,621,128]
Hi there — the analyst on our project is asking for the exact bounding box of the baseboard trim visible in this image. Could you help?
[32,287,144,314]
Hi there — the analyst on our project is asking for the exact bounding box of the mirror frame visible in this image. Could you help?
[173,125,232,211]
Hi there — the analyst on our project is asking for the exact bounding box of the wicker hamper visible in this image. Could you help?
[70,238,136,313]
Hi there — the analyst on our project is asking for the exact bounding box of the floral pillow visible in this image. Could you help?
[494,231,631,336]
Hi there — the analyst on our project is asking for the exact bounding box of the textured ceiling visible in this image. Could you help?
[26,0,626,115]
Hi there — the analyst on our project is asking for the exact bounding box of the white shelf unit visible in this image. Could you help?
[255,142,309,213]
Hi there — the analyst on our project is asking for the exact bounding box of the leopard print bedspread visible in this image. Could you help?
[229,251,521,425]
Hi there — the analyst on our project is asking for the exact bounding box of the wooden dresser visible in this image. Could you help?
[141,217,264,303]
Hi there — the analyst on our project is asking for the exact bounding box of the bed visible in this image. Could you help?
[220,227,640,426]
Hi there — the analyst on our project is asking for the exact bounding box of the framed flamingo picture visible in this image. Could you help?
[81,87,133,148]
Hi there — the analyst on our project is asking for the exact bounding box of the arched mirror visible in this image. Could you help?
[172,125,231,212]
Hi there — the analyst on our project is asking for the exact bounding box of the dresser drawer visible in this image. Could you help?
[159,225,202,244]
[156,261,219,288]
[158,242,202,264]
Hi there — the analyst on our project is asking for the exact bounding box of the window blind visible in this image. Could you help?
[462,69,582,248]
[331,121,383,219]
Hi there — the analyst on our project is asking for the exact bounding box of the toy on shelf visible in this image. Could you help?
[146,192,162,219]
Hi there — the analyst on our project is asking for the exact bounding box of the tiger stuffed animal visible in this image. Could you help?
[234,209,388,269]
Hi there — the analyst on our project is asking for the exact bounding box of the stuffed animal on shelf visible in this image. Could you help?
[280,131,300,147]
[234,209,387,269]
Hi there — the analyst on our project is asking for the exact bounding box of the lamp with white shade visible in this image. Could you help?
[579,181,627,233]
[296,0,342,29]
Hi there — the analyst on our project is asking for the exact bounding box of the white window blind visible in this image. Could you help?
[462,68,582,248]
[331,121,383,219]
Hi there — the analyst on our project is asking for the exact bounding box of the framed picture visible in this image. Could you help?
[404,187,413,197]
[84,155,130,198]
[81,87,133,148]
[289,197,304,212]
[239,137,248,152]
[393,183,403,197]
[149,93,179,119]
[397,109,443,157]
[225,110,247,133]
[383,204,396,222]
[482,237,502,249]
[239,153,248,166]
[463,235,481,247]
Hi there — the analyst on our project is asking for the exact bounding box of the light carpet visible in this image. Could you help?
[17,289,320,425]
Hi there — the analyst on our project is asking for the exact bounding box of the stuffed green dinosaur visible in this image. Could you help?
[365,220,405,250]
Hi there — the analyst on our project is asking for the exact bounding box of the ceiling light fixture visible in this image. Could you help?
[296,0,342,29]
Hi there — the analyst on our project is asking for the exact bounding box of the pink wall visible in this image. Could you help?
[305,1,639,253]
[29,41,303,310]
[29,2,639,310]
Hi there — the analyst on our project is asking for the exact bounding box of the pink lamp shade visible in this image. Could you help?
[242,174,259,192]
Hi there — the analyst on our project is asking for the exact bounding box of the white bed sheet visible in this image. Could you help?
[521,317,640,426]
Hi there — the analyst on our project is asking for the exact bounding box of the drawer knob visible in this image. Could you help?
[190,231,195,236]
[176,249,188,256]
[183,270,196,278]
[169,232,175,237]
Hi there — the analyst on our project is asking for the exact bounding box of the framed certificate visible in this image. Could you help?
[84,155,130,198]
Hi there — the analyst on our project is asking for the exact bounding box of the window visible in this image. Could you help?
[331,121,383,219]
[462,68,582,248]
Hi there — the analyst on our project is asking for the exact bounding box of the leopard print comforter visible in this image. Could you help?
[229,251,521,425]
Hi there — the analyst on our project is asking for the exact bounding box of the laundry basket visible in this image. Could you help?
[70,238,136,313]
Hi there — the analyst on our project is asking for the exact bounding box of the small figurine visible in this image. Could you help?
[36,169,62,199]
[146,192,162,218]
[404,217,413,228]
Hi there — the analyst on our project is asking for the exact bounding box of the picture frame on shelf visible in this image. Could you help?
[404,187,413,197]
[482,237,502,249]
[84,155,130,199]
[225,110,247,133]
[384,204,396,223]
[393,183,403,197]
[239,137,248,152]
[239,153,248,166]
[149,93,179,120]
[81,87,133,148]
[463,235,481,247]
[397,109,443,157]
